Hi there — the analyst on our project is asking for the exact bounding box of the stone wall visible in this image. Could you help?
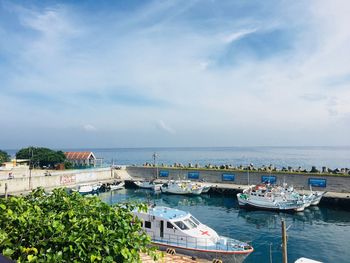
[0,168,116,195]
[126,166,350,193]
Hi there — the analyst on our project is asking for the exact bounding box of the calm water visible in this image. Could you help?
[99,189,350,263]
[7,146,350,170]
[74,146,350,170]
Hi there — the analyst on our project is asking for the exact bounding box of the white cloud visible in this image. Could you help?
[155,120,176,135]
[83,124,97,132]
[1,0,350,147]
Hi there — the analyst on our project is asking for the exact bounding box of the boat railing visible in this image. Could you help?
[146,230,246,252]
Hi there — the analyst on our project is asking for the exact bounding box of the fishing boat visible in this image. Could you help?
[160,180,205,195]
[237,185,305,212]
[133,206,253,263]
[77,183,101,195]
[109,181,125,191]
[134,180,162,190]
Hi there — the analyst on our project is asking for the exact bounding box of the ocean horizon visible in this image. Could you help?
[5,146,350,170]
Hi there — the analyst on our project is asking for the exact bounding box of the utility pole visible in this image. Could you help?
[5,183,8,200]
[152,152,158,179]
[281,219,288,263]
[247,169,250,185]
[29,148,33,191]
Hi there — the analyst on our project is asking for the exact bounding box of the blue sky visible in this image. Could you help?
[0,0,350,148]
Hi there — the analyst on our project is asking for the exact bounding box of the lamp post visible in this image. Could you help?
[152,152,158,179]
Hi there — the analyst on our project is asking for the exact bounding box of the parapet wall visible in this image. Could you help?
[0,168,117,195]
[126,166,350,193]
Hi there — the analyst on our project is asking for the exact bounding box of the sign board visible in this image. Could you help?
[60,175,76,185]
[159,170,169,177]
[222,173,235,181]
[308,178,327,188]
[261,175,276,184]
[188,172,200,179]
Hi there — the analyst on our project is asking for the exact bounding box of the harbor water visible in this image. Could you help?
[99,189,350,263]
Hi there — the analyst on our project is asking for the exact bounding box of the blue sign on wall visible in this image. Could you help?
[159,170,169,177]
[222,173,235,181]
[308,178,326,188]
[188,172,200,179]
[261,176,276,184]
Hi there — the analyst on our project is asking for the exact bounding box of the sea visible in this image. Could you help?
[7,146,350,170]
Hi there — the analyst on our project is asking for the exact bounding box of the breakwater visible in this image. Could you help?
[0,168,131,196]
[125,166,350,209]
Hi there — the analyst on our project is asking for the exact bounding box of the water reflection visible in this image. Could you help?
[98,189,350,263]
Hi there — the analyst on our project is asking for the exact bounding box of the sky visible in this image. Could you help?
[0,0,350,149]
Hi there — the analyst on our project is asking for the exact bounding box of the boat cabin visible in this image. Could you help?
[133,206,219,247]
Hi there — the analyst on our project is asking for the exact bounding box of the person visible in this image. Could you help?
[8,172,14,179]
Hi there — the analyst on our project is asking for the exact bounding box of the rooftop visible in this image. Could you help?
[65,152,95,160]
[148,206,189,220]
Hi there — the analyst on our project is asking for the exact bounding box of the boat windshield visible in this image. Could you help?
[190,216,200,226]
[184,219,197,229]
[174,221,189,230]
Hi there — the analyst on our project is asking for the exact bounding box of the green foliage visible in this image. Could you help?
[64,161,74,170]
[0,188,158,262]
[16,147,66,168]
[0,149,10,164]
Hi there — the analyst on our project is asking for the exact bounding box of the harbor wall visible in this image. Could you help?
[126,166,350,193]
[0,168,125,195]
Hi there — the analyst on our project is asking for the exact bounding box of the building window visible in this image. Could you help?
[145,221,151,229]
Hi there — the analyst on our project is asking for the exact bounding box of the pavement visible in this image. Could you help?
[140,253,210,263]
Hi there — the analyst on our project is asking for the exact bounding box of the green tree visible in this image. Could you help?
[0,188,158,262]
[0,150,10,164]
[16,147,66,168]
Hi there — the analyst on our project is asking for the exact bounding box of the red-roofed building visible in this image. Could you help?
[65,151,97,167]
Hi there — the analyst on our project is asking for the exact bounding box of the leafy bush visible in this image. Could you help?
[0,150,10,164]
[16,147,66,168]
[0,188,158,262]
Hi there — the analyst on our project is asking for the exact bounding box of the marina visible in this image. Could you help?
[99,188,350,263]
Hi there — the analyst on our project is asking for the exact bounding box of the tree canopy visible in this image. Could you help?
[16,147,66,168]
[0,188,158,262]
[0,150,10,164]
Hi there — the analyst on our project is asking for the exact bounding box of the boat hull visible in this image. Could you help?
[152,242,252,263]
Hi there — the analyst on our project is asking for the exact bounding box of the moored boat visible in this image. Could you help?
[133,206,253,263]
[134,180,162,190]
[237,185,305,212]
[110,181,125,191]
[160,180,205,195]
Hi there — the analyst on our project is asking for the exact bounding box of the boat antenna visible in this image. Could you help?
[152,152,158,180]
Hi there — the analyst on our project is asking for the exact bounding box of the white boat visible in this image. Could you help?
[295,257,323,263]
[78,183,101,194]
[78,185,94,194]
[309,191,326,205]
[160,180,205,195]
[134,180,161,189]
[133,206,253,263]
[237,185,305,212]
[110,181,125,191]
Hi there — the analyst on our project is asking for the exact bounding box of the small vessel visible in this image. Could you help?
[109,181,125,191]
[237,185,305,212]
[133,206,253,263]
[78,183,101,195]
[160,180,205,195]
[134,180,161,190]
[295,257,323,263]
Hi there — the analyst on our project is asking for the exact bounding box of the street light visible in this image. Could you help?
[152,152,158,179]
